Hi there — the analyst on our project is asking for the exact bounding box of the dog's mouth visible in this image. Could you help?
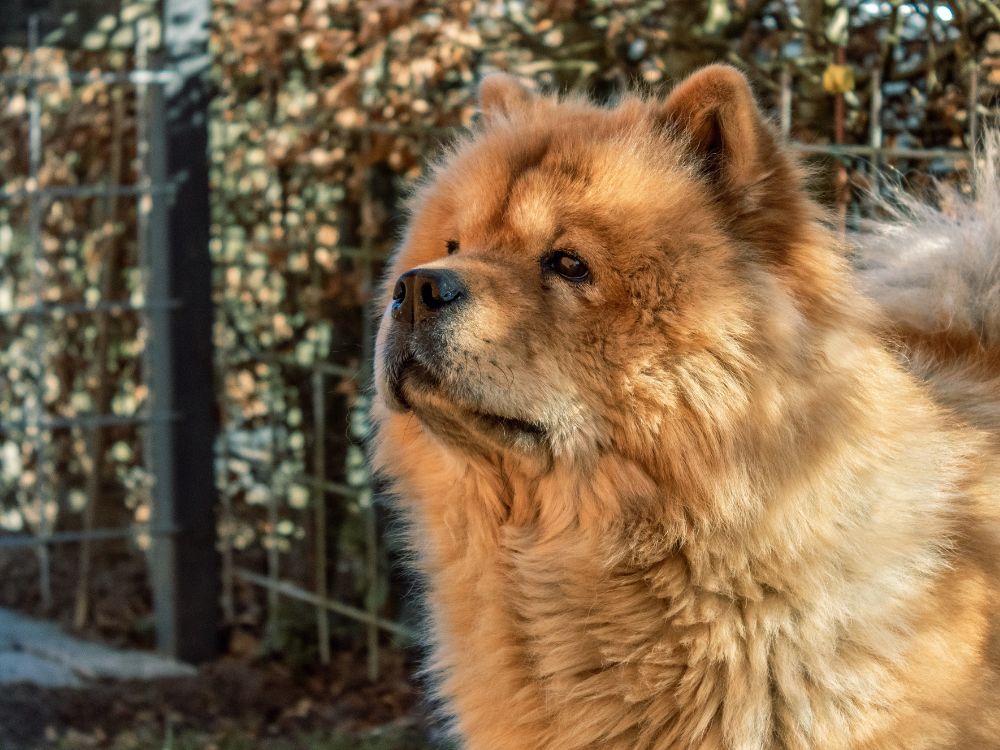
[470,410,546,439]
[389,357,547,444]
[388,358,436,413]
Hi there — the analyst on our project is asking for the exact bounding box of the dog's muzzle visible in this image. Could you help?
[381,267,468,411]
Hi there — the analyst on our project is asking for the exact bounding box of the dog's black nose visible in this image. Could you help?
[391,268,467,326]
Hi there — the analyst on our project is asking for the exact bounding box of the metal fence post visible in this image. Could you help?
[969,65,980,152]
[360,132,380,680]
[868,68,883,203]
[779,67,792,138]
[145,0,218,662]
[25,13,53,612]
[312,367,331,665]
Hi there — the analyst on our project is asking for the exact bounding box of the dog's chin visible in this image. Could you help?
[387,358,547,451]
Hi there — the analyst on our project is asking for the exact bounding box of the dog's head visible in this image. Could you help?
[374,65,846,479]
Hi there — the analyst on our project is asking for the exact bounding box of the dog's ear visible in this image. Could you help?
[658,65,775,190]
[478,73,534,123]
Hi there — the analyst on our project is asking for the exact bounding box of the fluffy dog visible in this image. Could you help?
[370,65,1000,749]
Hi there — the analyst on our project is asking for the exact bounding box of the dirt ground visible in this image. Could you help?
[0,650,438,749]
[0,548,440,749]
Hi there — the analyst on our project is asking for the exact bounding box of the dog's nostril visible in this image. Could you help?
[420,281,438,309]
[420,279,462,309]
[393,268,466,323]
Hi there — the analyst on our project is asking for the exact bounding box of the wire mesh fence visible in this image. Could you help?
[211,122,436,677]
[0,7,217,661]
[0,14,181,644]
[211,104,998,685]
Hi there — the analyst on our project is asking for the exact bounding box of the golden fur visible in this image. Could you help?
[370,65,1000,749]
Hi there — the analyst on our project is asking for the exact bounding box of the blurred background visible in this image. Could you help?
[0,1,998,748]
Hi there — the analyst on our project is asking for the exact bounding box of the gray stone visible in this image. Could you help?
[0,607,196,685]
[0,652,82,687]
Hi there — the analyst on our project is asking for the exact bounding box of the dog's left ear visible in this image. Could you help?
[478,73,535,124]
[658,65,776,191]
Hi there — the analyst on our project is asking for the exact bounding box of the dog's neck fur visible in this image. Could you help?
[375,312,995,749]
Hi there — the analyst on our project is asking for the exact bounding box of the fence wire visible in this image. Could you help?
[0,15,180,645]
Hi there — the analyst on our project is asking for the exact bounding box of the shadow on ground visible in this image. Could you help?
[0,655,442,749]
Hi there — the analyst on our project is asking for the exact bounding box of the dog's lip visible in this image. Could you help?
[391,357,547,440]
[469,410,546,439]
[389,357,439,411]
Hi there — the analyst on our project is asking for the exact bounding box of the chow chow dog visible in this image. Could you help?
[370,64,1000,749]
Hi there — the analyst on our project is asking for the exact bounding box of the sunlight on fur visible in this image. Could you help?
[370,65,1000,750]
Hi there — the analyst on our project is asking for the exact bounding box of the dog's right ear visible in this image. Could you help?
[657,65,776,192]
[658,65,810,261]
[478,73,534,124]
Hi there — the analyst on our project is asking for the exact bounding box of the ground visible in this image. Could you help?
[0,650,438,749]
[0,548,439,749]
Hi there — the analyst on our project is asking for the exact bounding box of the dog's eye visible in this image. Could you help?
[446,239,459,255]
[544,250,590,282]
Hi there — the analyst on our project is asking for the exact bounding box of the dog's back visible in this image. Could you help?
[856,138,1000,746]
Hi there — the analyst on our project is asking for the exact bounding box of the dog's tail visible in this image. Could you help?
[854,131,1000,348]
[854,132,1000,435]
